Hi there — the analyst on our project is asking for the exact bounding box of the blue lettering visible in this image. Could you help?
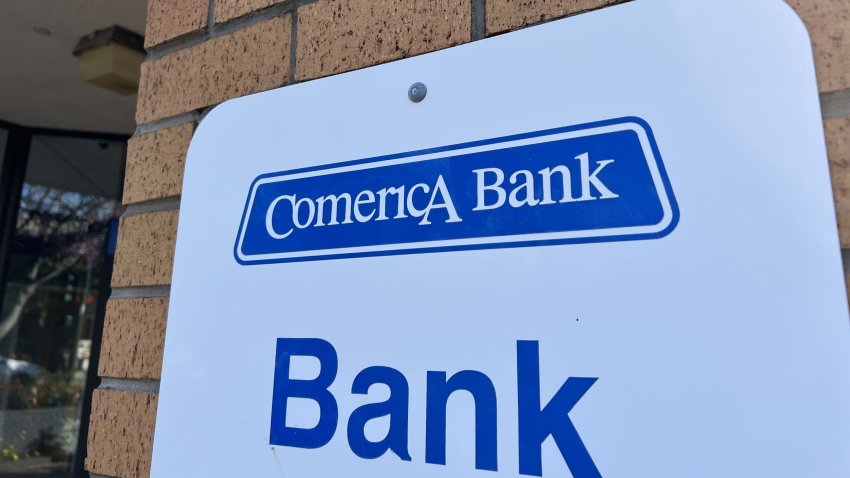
[517,340,600,477]
[269,339,600,476]
[269,338,339,448]
[425,370,498,471]
[347,366,412,461]
[236,118,678,265]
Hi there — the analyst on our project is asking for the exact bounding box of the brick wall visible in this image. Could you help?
[85,1,850,476]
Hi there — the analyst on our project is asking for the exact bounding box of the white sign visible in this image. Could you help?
[152,1,850,477]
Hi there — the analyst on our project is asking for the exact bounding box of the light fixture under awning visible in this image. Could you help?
[72,25,144,96]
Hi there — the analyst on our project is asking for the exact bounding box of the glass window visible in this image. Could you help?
[0,128,7,171]
[0,133,123,476]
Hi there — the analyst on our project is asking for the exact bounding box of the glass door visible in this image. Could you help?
[0,129,124,477]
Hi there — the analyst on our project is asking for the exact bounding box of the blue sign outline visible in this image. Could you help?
[234,117,679,265]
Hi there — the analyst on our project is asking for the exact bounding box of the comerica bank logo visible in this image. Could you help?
[234,118,678,264]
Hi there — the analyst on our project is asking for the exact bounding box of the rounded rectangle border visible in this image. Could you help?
[234,117,679,265]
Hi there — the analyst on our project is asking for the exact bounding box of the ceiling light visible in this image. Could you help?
[72,26,145,95]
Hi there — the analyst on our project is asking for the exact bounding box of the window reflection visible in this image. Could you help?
[0,129,6,170]
[0,134,123,476]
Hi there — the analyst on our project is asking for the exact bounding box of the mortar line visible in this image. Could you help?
[472,0,486,41]
[821,89,850,119]
[135,112,199,135]
[290,8,299,84]
[99,377,161,394]
[208,0,217,35]
[146,29,211,61]
[110,285,171,299]
[122,196,181,217]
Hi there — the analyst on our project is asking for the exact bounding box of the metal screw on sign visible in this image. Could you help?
[408,82,427,103]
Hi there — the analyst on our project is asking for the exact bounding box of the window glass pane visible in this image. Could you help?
[0,128,7,171]
[0,134,123,476]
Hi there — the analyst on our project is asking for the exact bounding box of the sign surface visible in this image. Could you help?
[152,1,850,477]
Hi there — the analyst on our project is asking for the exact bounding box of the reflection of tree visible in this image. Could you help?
[0,185,115,341]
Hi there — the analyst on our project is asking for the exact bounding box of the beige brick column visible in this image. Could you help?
[86,1,850,476]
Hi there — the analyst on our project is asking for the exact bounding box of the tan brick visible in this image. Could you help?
[112,211,179,287]
[124,123,194,205]
[825,116,850,247]
[99,298,168,380]
[86,389,158,477]
[145,0,209,49]
[137,15,291,123]
[788,0,850,93]
[486,0,625,35]
[296,0,470,82]
[215,0,286,23]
